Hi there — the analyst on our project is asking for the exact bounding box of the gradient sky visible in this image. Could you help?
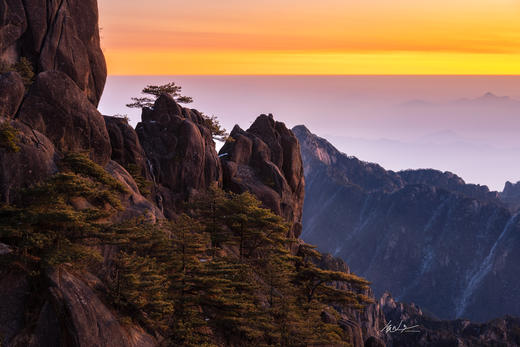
[98,0,520,75]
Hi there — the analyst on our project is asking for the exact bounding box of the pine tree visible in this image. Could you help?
[114,251,173,330]
[221,191,290,260]
[0,153,125,270]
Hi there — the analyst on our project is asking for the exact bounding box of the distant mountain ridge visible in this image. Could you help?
[294,125,520,322]
[400,92,520,109]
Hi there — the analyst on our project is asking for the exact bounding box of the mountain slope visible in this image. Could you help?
[294,125,520,322]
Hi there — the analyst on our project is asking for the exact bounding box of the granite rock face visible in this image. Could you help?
[220,114,305,238]
[136,95,222,217]
[0,120,57,203]
[104,115,150,179]
[0,72,25,119]
[18,71,111,166]
[294,125,520,322]
[104,160,163,223]
[318,253,387,347]
[0,268,156,347]
[0,0,107,105]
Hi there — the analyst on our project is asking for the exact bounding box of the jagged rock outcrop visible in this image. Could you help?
[220,114,305,238]
[104,116,150,179]
[18,71,111,165]
[0,120,57,203]
[500,181,520,211]
[0,0,107,105]
[318,254,387,347]
[294,125,520,322]
[135,95,222,217]
[0,72,25,119]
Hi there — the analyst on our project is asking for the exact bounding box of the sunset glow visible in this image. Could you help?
[99,0,520,75]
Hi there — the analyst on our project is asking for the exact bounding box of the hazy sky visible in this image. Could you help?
[98,0,520,74]
[99,76,520,190]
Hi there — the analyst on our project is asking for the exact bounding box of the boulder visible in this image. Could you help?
[104,116,150,180]
[220,114,305,238]
[0,120,57,203]
[0,0,107,105]
[0,0,26,63]
[18,71,111,165]
[0,72,25,119]
[136,95,222,217]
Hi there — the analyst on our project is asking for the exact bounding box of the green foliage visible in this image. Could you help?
[0,57,35,88]
[126,164,152,196]
[126,82,227,141]
[0,122,20,152]
[113,251,173,330]
[0,153,126,270]
[0,154,371,346]
[110,186,371,346]
[201,113,229,142]
[13,57,35,88]
[113,114,130,122]
[126,82,193,109]
[60,152,128,193]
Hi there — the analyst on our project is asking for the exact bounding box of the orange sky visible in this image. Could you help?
[99,0,520,75]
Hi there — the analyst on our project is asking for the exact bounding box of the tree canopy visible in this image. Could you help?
[0,155,373,346]
[126,82,193,109]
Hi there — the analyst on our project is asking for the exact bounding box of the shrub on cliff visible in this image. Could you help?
[0,57,35,88]
[0,122,20,152]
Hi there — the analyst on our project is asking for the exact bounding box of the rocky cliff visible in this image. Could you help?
[0,0,107,105]
[500,181,520,212]
[3,1,519,346]
[219,114,305,238]
[1,2,312,346]
[135,95,223,218]
[0,1,163,345]
[294,125,520,322]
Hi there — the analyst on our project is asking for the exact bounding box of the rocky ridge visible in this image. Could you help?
[1,0,518,346]
[0,1,313,345]
[294,124,520,323]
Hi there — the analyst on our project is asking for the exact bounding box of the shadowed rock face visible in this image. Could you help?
[104,116,150,179]
[18,71,111,166]
[0,72,25,119]
[294,125,520,322]
[220,114,305,238]
[135,95,222,217]
[0,0,107,105]
[500,181,520,212]
[0,268,156,347]
[0,120,57,203]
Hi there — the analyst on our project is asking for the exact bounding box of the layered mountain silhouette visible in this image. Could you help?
[294,125,520,322]
[400,92,520,109]
[2,0,520,345]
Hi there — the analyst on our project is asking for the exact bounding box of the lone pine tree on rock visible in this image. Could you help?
[126,82,193,109]
[127,82,228,141]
